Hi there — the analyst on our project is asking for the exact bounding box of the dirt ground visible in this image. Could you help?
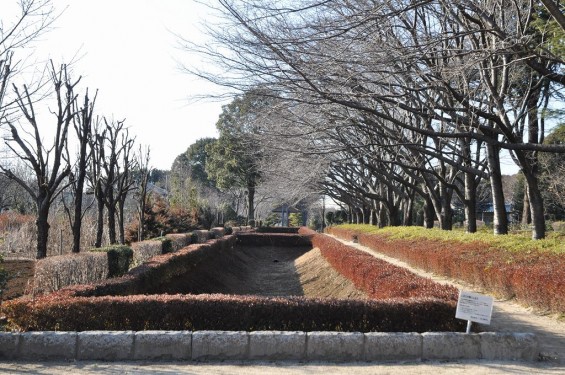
[162,244,367,299]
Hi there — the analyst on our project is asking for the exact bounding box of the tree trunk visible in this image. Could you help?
[521,188,531,226]
[486,143,508,235]
[403,194,414,226]
[108,203,117,244]
[247,184,255,226]
[95,200,104,248]
[461,137,477,233]
[118,200,125,244]
[72,176,85,253]
[35,203,50,259]
[440,196,453,230]
[423,198,435,229]
[523,171,546,239]
[464,171,477,233]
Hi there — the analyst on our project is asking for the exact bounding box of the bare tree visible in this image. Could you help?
[182,0,565,239]
[89,118,136,245]
[62,88,97,253]
[0,62,78,259]
[88,118,106,248]
[114,129,136,244]
[135,145,151,241]
[1,0,59,114]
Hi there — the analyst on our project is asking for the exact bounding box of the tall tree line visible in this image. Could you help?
[183,0,565,239]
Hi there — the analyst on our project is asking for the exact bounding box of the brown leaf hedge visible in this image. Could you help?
[327,227,565,314]
[299,228,458,302]
[4,230,465,332]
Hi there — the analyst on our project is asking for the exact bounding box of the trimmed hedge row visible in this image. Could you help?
[165,233,192,252]
[236,233,313,247]
[256,227,300,234]
[5,230,466,332]
[309,231,458,302]
[328,226,565,314]
[130,239,171,268]
[32,252,109,295]
[90,245,133,278]
[39,236,238,298]
[4,293,464,332]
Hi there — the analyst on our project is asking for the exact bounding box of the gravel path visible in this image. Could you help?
[0,360,563,374]
[329,235,565,364]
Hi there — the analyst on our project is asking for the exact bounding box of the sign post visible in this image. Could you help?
[455,290,494,333]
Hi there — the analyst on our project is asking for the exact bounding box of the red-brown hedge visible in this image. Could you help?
[236,232,313,247]
[4,230,466,332]
[328,227,565,313]
[310,233,459,302]
[4,293,463,332]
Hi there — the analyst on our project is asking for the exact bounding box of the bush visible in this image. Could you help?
[256,227,300,234]
[310,233,458,302]
[154,237,173,254]
[4,293,463,332]
[130,240,163,268]
[32,252,109,295]
[42,236,238,298]
[4,232,466,333]
[165,233,192,251]
[191,230,211,243]
[90,245,133,278]
[236,233,312,247]
[328,226,565,314]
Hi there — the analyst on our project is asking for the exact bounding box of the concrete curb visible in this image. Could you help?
[0,331,538,362]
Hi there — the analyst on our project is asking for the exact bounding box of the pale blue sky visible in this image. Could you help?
[20,0,227,170]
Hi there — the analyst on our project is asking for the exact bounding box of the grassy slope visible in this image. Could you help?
[336,224,565,254]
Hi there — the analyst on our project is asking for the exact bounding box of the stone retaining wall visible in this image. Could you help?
[0,331,538,361]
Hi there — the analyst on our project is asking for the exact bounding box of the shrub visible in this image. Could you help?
[236,233,312,247]
[154,237,173,254]
[310,233,458,302]
[44,236,238,298]
[328,225,565,314]
[32,252,109,295]
[191,230,211,243]
[256,227,300,234]
[210,227,225,239]
[90,245,133,278]
[0,254,8,302]
[130,240,163,268]
[165,233,192,251]
[4,293,463,332]
[0,212,34,233]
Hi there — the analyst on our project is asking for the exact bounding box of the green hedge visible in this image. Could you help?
[90,245,133,278]
[153,237,173,254]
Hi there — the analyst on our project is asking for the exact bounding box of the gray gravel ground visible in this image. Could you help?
[0,360,564,375]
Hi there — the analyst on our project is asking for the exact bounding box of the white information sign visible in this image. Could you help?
[455,290,494,325]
